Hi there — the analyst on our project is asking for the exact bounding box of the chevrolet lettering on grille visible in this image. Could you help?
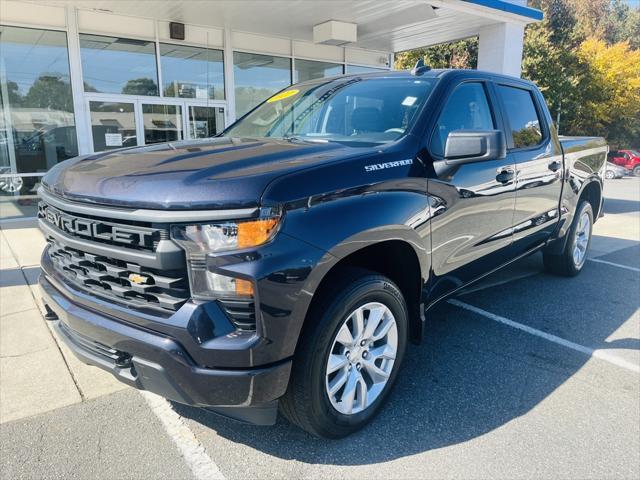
[38,202,156,249]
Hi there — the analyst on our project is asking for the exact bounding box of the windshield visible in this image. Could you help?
[225,76,437,144]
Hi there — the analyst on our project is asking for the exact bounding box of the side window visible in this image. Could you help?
[430,82,494,158]
[497,85,543,149]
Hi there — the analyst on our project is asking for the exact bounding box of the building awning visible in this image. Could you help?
[34,0,542,52]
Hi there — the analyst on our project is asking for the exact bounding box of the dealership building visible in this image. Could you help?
[0,0,542,220]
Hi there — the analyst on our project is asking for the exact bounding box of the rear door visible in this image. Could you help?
[496,83,563,253]
[426,80,516,300]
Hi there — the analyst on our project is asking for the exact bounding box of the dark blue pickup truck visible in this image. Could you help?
[38,67,607,438]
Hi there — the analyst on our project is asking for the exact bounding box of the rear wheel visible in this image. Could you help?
[543,200,593,276]
[280,269,408,438]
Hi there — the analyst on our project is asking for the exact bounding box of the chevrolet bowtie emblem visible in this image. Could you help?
[128,273,149,285]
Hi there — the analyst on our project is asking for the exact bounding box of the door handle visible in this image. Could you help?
[548,160,562,172]
[496,169,515,184]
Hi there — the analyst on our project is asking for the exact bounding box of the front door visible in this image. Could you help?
[426,81,516,301]
[86,95,225,152]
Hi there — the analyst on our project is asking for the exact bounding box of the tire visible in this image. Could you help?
[543,200,593,277]
[280,268,408,438]
[633,166,640,177]
[605,170,615,179]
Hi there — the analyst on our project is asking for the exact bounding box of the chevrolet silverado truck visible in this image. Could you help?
[38,67,607,438]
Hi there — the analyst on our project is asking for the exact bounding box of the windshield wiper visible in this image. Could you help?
[283,135,330,144]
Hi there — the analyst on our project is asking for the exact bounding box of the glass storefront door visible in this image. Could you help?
[142,103,183,145]
[89,101,138,151]
[188,106,225,139]
[87,95,224,152]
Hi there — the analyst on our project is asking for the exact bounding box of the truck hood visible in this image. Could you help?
[42,137,365,210]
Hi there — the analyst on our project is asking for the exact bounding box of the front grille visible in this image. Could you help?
[59,321,132,367]
[38,201,165,252]
[218,299,257,331]
[47,237,189,311]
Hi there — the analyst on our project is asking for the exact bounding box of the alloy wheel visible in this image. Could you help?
[572,211,591,268]
[325,302,398,415]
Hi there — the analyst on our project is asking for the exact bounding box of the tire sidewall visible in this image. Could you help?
[307,277,408,436]
[566,201,593,274]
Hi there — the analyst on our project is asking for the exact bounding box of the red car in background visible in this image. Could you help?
[608,149,640,176]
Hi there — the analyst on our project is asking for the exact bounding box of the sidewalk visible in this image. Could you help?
[0,224,126,424]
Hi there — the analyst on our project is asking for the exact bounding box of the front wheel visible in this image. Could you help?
[280,269,408,438]
[543,200,593,276]
[633,166,640,177]
[605,170,615,179]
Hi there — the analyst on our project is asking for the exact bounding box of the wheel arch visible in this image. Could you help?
[579,178,603,220]
[293,235,428,353]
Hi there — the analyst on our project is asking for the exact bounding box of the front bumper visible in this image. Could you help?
[40,274,291,423]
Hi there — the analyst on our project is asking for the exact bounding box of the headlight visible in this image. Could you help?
[171,209,281,300]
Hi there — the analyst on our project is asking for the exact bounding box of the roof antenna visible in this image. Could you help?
[411,58,431,76]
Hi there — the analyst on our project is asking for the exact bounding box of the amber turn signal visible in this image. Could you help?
[238,217,280,249]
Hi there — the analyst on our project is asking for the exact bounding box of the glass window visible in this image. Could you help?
[294,59,343,83]
[0,176,42,219]
[346,65,388,74]
[226,77,437,145]
[142,104,183,144]
[233,52,291,117]
[497,85,543,149]
[89,101,137,151]
[430,82,494,158]
[189,106,224,138]
[79,34,158,96]
[160,44,224,100]
[0,25,77,204]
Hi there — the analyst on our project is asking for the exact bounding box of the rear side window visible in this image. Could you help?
[498,85,543,149]
[430,82,495,158]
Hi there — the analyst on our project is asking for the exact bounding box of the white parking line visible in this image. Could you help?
[448,299,640,374]
[140,391,226,480]
[589,258,640,273]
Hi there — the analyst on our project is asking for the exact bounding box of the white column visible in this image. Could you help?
[66,5,92,154]
[477,22,525,78]
[222,28,236,126]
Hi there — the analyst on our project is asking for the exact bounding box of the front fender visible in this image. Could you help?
[280,190,432,337]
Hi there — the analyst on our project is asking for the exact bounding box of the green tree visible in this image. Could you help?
[121,78,158,96]
[24,75,74,112]
[395,38,478,70]
[1,80,22,106]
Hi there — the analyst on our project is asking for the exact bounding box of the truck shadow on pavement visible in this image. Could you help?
[174,258,639,465]
[601,197,640,215]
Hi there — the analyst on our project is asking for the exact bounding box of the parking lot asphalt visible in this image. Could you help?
[1,177,638,480]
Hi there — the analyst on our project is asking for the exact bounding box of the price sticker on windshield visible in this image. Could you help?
[267,89,299,103]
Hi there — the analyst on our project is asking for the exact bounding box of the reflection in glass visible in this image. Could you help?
[79,34,158,95]
[430,83,495,158]
[0,25,77,196]
[160,44,224,100]
[294,59,343,83]
[346,65,387,74]
[233,52,291,117]
[497,85,543,148]
[226,77,436,144]
[89,101,137,151]
[189,106,224,138]
[0,176,42,219]
[142,104,183,144]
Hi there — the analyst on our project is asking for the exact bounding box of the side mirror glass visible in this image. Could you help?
[444,130,507,165]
